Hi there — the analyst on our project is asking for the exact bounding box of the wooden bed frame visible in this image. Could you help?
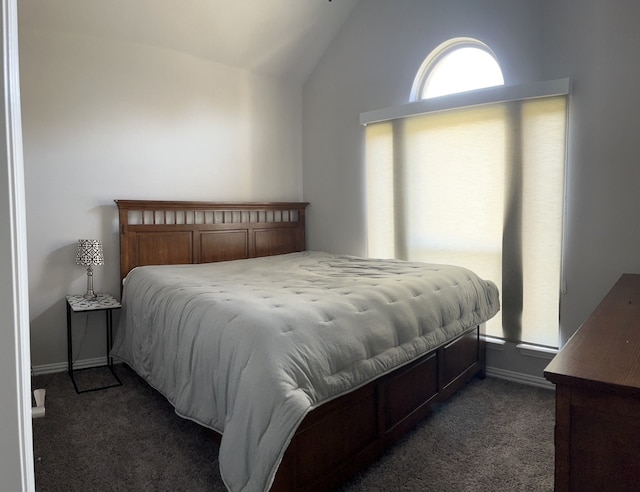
[115,199,486,492]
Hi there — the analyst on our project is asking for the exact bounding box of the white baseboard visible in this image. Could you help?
[34,358,555,392]
[32,356,110,376]
[486,366,555,390]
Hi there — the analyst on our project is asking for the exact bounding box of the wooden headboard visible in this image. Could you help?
[115,200,309,285]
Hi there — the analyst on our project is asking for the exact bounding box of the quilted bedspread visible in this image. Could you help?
[111,251,500,491]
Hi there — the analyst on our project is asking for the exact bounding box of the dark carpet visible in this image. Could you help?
[32,365,554,491]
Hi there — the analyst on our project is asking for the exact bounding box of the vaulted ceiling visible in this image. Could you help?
[19,0,359,83]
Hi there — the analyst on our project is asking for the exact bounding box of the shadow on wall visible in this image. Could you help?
[29,243,81,367]
[30,300,67,369]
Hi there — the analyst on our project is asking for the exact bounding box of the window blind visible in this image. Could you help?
[365,95,568,348]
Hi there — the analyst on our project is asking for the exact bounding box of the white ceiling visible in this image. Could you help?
[19,0,359,83]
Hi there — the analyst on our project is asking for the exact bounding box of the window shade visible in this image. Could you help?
[365,95,567,348]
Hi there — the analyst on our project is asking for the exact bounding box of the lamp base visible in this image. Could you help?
[84,266,97,300]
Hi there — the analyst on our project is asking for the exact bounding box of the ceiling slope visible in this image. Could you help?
[19,0,358,82]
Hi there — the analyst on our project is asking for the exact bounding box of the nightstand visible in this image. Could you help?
[66,293,123,393]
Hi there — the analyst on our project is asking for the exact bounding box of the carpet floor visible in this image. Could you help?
[32,365,554,491]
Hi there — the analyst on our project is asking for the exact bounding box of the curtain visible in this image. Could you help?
[365,95,567,347]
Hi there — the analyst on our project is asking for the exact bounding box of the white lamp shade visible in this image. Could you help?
[75,239,104,266]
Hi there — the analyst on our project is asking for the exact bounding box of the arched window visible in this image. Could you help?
[410,38,504,101]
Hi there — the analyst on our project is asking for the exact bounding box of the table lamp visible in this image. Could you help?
[75,239,104,300]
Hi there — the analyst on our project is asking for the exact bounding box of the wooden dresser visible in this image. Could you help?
[544,274,640,491]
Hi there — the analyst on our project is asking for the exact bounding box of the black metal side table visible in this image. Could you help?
[66,293,123,393]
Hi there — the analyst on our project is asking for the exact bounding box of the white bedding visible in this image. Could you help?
[111,251,500,491]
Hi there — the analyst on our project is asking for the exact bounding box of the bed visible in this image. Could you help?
[112,199,500,492]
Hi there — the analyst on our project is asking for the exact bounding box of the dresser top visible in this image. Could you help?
[544,274,640,395]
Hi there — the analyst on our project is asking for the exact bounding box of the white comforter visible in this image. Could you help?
[111,251,499,491]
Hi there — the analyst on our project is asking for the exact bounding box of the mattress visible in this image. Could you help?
[111,251,500,491]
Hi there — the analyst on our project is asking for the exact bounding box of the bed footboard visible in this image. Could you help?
[270,324,486,491]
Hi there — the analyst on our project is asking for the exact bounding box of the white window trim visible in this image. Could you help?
[360,77,570,126]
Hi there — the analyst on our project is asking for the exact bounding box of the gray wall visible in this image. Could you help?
[303,0,640,348]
